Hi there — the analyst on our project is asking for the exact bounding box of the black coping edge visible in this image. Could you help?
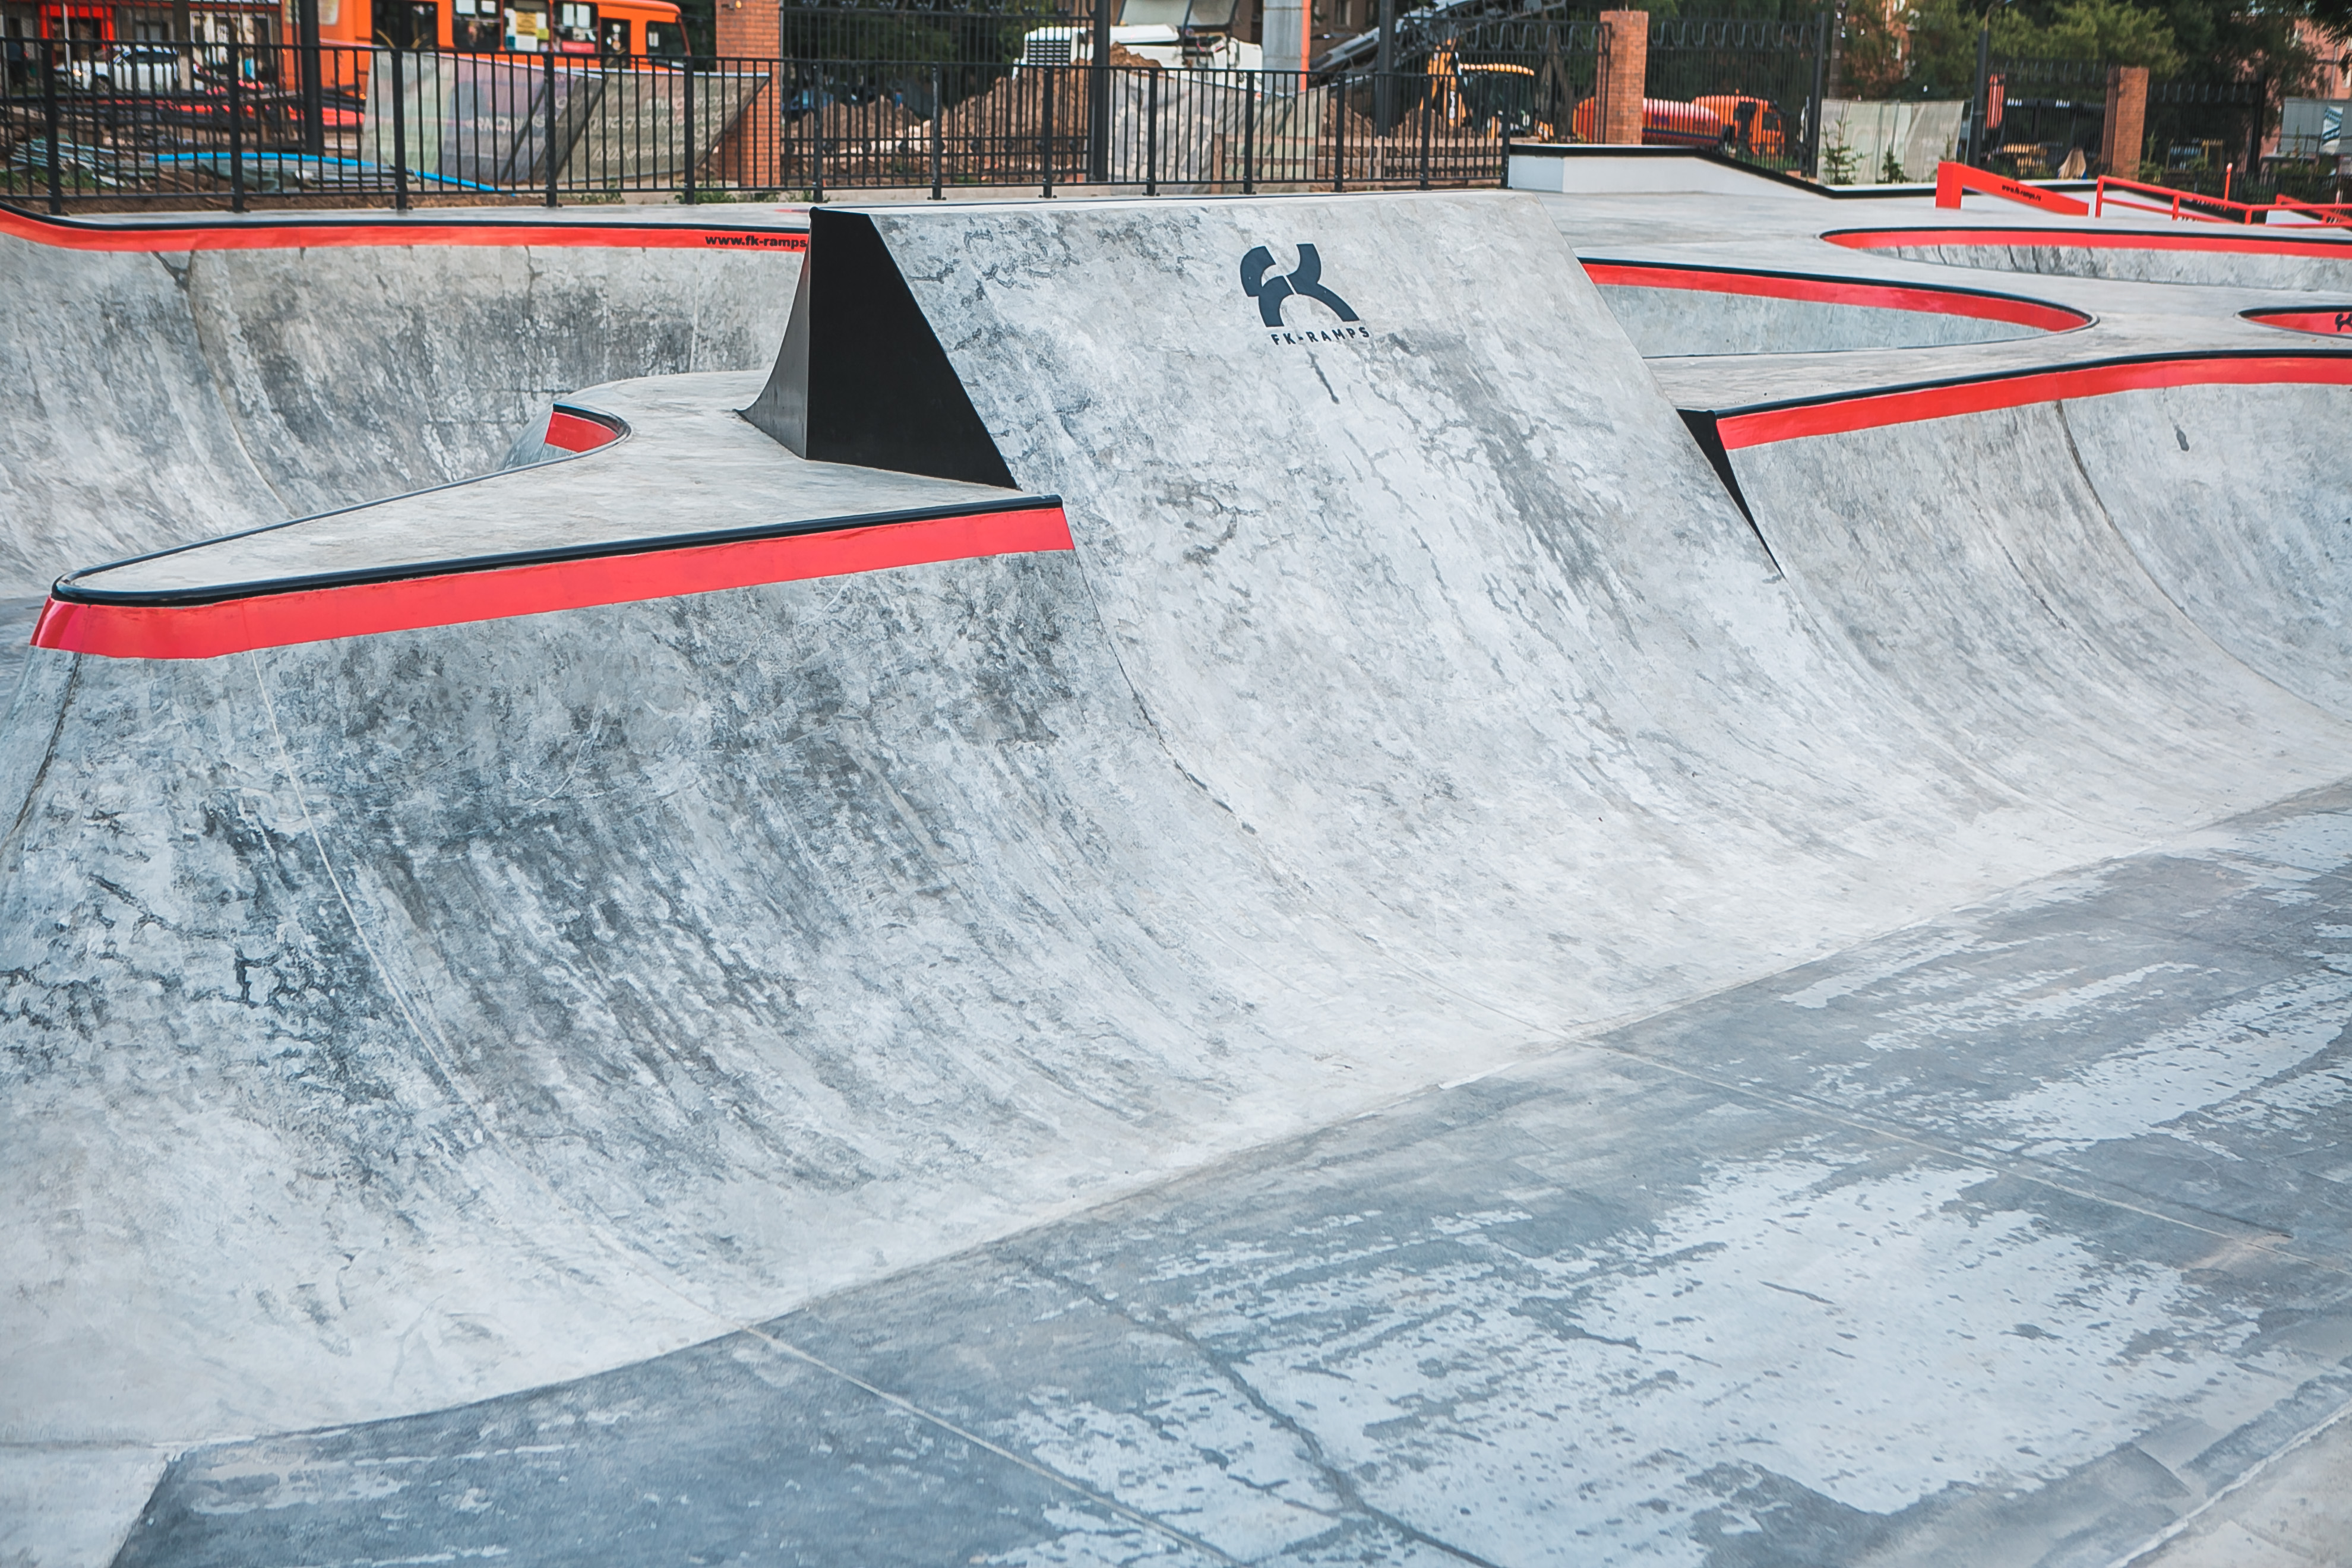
[1695,344,2352,421]
[1582,256,2095,322]
[54,494,1061,609]
[1676,409,1777,573]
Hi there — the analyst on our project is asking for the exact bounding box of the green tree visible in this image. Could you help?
[1895,0,1984,97]
[1990,0,2182,71]
[1837,0,1911,94]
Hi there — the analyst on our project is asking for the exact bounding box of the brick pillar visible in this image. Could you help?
[711,0,782,190]
[1598,11,1649,146]
[2101,65,2148,178]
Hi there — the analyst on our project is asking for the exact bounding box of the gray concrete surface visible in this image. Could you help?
[0,216,803,600]
[106,786,2352,1566]
[67,371,1015,596]
[8,179,2352,1564]
[1860,237,2352,291]
[1598,283,2047,356]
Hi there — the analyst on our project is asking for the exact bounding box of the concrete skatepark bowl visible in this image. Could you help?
[2,172,2351,1566]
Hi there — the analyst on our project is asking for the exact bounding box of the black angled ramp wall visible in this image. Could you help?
[742,209,1017,489]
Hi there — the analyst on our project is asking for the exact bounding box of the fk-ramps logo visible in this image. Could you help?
[1241,244,1370,345]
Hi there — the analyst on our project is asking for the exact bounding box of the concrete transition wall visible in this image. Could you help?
[3,191,2351,1549]
[0,236,799,603]
[1863,238,2352,290]
[1597,284,2038,355]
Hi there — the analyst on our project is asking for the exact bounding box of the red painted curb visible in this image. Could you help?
[0,202,807,254]
[545,407,624,451]
[34,505,1073,660]
[2244,306,2352,337]
[1823,225,2352,259]
[1715,354,2352,448]
[1585,261,2087,330]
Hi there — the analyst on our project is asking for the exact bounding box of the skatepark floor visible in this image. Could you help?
[8,174,2352,1568]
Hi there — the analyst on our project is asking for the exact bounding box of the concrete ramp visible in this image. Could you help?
[2057,382,2352,720]
[0,208,804,601]
[1725,397,2345,825]
[9,192,2352,1563]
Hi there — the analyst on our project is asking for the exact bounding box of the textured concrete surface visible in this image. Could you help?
[1862,238,2352,291]
[2059,382,2352,723]
[7,181,2352,1563]
[1597,283,2045,356]
[70,371,1014,595]
[0,219,802,599]
[109,788,2352,1566]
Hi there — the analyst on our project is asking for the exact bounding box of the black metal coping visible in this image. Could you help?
[1581,255,2097,323]
[55,487,1063,610]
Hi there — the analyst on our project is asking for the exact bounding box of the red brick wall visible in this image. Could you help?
[710,0,782,189]
[2101,65,2148,178]
[1598,11,1648,146]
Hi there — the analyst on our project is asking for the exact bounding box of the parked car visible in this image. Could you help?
[69,45,193,93]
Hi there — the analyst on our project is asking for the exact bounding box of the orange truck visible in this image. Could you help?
[1693,94,1788,157]
[1570,95,1731,149]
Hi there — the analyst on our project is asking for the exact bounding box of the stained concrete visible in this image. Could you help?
[67,371,1017,596]
[1597,283,2047,356]
[7,182,2352,1563]
[0,217,803,599]
[1858,238,2352,292]
[112,788,2352,1566]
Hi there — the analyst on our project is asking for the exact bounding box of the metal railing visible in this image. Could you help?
[0,42,1518,207]
[2092,172,2352,226]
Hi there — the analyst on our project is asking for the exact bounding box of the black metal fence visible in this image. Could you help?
[1975,56,2109,176]
[0,41,1521,207]
[1646,16,1825,175]
[1965,56,2268,185]
[777,1,1081,67]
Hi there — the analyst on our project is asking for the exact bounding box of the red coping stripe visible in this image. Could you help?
[0,201,807,254]
[1715,352,2352,449]
[1824,225,2352,259]
[2244,306,2352,337]
[1583,260,2087,330]
[544,406,624,452]
[32,504,1072,661]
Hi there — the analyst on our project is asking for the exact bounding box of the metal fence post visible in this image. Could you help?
[226,37,245,213]
[681,53,695,203]
[1087,0,1111,182]
[1041,65,1055,195]
[390,44,409,211]
[930,61,943,198]
[41,50,61,213]
[1967,24,1990,164]
[1241,71,1256,194]
[1145,65,1158,195]
[543,48,559,206]
[813,68,827,201]
[1807,14,1830,174]
[296,0,324,156]
[1335,71,1347,191]
[1418,86,1431,188]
